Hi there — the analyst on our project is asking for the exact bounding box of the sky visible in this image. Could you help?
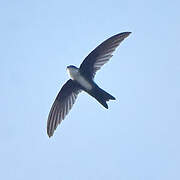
[0,0,180,179]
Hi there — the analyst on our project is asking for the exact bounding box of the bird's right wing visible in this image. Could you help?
[79,32,131,80]
[47,79,81,137]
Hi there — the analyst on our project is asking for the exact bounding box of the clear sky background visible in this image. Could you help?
[0,0,180,180]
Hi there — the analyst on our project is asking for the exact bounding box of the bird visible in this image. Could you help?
[47,32,131,137]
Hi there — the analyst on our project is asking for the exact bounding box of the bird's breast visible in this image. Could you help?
[67,68,92,90]
[75,74,93,91]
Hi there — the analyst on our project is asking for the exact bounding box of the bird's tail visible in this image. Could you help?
[92,87,115,109]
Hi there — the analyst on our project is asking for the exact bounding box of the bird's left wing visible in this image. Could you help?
[47,79,81,137]
[79,32,131,80]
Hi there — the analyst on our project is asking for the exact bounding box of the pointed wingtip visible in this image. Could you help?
[48,134,52,138]
[122,31,132,37]
[47,129,53,138]
[47,133,52,138]
[125,31,132,34]
[113,31,131,41]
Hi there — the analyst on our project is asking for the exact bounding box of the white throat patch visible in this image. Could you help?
[67,68,92,90]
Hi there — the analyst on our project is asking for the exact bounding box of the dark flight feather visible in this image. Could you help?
[47,80,81,137]
[79,32,131,80]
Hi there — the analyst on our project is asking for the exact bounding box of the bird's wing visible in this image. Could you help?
[79,32,131,79]
[47,79,81,137]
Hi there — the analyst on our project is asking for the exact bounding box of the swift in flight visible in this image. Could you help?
[47,32,131,137]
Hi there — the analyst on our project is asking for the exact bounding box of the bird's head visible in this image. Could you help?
[66,65,79,80]
[66,65,78,70]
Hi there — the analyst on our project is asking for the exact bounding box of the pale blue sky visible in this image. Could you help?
[0,0,180,180]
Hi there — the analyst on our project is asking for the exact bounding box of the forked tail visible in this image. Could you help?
[92,86,115,109]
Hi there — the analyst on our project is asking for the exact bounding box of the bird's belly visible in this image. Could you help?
[75,75,92,91]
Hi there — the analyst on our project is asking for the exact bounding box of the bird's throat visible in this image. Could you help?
[67,68,92,90]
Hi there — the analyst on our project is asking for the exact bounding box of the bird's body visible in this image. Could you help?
[67,65,115,109]
[67,66,93,91]
[47,32,131,137]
